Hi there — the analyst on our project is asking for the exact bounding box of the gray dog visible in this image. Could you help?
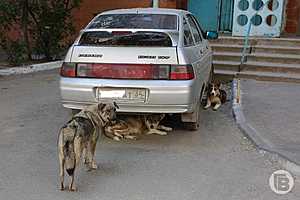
[58,103,118,191]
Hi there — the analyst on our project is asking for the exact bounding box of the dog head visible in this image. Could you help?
[144,114,165,130]
[97,102,119,125]
[208,81,221,97]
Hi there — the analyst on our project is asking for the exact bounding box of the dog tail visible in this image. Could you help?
[64,139,76,176]
[62,124,77,176]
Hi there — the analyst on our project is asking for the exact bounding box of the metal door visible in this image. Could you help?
[232,0,284,37]
[219,0,234,32]
[188,0,220,31]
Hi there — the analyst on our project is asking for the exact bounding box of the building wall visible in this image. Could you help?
[72,0,183,33]
[72,0,152,32]
[284,0,300,34]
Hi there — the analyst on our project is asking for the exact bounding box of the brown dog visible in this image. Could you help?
[204,82,227,110]
[104,114,173,141]
[58,103,118,191]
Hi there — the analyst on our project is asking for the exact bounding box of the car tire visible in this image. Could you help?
[184,101,201,131]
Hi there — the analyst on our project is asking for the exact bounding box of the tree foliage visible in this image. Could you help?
[0,0,81,64]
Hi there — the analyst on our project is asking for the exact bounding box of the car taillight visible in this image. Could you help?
[170,65,194,80]
[76,63,194,80]
[77,63,170,80]
[60,62,76,77]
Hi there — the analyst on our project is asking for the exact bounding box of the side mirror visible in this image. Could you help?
[206,31,218,40]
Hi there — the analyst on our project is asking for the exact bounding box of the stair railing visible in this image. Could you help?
[239,21,252,72]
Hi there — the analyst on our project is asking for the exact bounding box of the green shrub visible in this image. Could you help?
[1,39,27,66]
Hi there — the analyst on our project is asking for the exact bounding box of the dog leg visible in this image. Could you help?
[204,98,211,109]
[58,133,65,191]
[147,129,168,136]
[68,136,82,191]
[213,103,221,110]
[113,136,121,141]
[89,133,99,170]
[158,125,173,132]
[59,155,65,191]
[124,135,137,140]
[69,174,77,192]
[83,146,90,165]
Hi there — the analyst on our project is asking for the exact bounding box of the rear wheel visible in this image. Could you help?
[183,101,201,131]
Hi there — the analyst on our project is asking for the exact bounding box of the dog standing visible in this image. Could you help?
[204,82,227,110]
[104,114,173,141]
[58,103,118,191]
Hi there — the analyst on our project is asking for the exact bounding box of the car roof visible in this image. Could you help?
[100,8,191,17]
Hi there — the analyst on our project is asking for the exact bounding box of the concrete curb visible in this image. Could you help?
[0,61,62,76]
[231,79,300,176]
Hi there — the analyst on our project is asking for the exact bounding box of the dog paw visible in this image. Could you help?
[165,127,173,132]
[125,135,137,140]
[60,185,65,191]
[113,136,121,141]
[204,105,210,109]
[212,106,221,111]
[69,186,77,192]
[91,161,98,170]
[157,132,168,136]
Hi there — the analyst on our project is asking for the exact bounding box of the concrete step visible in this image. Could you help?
[214,60,300,74]
[214,69,237,81]
[212,44,300,55]
[213,60,241,71]
[214,68,300,83]
[211,44,244,53]
[210,36,300,47]
[253,45,300,55]
[247,53,300,65]
[214,52,300,65]
[239,71,300,83]
[213,52,243,62]
[243,61,300,74]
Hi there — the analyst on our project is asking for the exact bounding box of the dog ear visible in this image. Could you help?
[98,103,106,111]
[113,102,119,109]
[214,80,221,88]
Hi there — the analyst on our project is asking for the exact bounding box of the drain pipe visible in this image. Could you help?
[153,0,159,8]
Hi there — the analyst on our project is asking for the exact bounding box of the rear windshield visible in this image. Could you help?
[79,31,173,47]
[88,14,178,30]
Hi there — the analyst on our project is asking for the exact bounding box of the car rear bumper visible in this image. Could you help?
[60,77,198,113]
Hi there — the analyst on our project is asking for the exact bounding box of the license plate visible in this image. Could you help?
[97,88,146,102]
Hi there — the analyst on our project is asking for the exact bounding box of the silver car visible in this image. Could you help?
[60,8,217,130]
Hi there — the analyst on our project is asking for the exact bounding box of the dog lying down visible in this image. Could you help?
[104,114,173,141]
[204,82,227,111]
[58,103,118,191]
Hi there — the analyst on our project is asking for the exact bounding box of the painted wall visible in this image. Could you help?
[284,0,300,34]
[72,0,183,33]
[72,0,152,32]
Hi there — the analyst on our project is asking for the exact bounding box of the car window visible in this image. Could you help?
[183,17,194,46]
[189,15,206,39]
[187,15,202,44]
[79,31,173,47]
[88,14,178,30]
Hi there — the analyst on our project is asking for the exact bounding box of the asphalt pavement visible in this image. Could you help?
[241,79,300,166]
[0,70,299,200]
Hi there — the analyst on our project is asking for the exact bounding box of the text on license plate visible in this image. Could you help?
[97,88,146,101]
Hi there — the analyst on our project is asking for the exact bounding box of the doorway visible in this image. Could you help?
[188,0,234,32]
